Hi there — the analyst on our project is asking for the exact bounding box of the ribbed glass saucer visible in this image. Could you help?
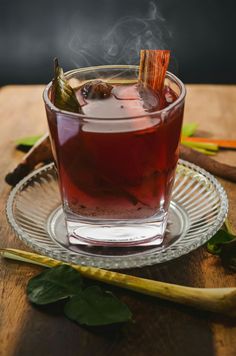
[6,160,228,269]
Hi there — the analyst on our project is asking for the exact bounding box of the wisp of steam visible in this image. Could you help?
[68,1,177,73]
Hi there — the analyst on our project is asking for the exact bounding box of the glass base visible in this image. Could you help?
[7,161,227,268]
[66,213,168,247]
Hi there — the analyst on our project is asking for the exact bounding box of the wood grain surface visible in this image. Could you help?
[0,85,236,356]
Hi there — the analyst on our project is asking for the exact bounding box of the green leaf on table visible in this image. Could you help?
[207,230,235,255]
[27,266,132,326]
[220,239,236,271]
[207,226,236,271]
[27,265,83,305]
[15,135,42,147]
[181,122,198,137]
[51,58,82,114]
[64,286,132,326]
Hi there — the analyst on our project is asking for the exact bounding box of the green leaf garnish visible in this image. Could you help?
[27,265,83,305]
[15,135,42,147]
[27,266,132,326]
[181,123,198,137]
[64,286,132,326]
[51,58,82,113]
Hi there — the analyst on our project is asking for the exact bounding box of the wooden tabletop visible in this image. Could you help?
[0,85,236,356]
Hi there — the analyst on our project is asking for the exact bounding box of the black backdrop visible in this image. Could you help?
[0,0,235,85]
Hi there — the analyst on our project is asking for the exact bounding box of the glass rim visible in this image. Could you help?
[43,64,186,121]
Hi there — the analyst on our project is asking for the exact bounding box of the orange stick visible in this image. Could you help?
[182,137,236,149]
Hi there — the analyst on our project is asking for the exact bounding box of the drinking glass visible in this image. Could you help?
[43,65,186,246]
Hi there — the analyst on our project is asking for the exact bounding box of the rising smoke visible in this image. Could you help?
[67,1,177,73]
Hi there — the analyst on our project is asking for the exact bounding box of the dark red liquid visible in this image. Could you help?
[47,83,184,219]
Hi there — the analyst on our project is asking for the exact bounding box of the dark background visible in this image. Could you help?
[0,0,235,85]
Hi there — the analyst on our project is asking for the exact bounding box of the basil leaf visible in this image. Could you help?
[27,265,83,305]
[182,123,198,137]
[51,58,82,114]
[15,135,42,147]
[64,286,132,326]
[207,230,235,255]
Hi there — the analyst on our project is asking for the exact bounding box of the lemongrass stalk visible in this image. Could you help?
[181,123,198,137]
[181,140,218,152]
[185,146,216,156]
[1,248,236,317]
[181,142,216,155]
[194,148,216,156]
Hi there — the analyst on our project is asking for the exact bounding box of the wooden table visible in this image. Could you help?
[0,85,236,356]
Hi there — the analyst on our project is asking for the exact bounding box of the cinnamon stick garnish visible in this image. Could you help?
[5,134,53,186]
[139,50,170,92]
[180,145,236,183]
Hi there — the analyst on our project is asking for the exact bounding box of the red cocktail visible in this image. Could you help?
[44,65,186,245]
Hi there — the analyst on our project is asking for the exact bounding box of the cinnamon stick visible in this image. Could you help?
[5,134,53,186]
[139,50,170,92]
[180,145,236,183]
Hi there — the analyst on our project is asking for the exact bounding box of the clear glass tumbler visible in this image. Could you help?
[43,65,186,246]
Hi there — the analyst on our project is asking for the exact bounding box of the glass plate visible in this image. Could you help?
[6,160,228,269]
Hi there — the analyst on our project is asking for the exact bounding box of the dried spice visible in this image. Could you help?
[81,80,113,99]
